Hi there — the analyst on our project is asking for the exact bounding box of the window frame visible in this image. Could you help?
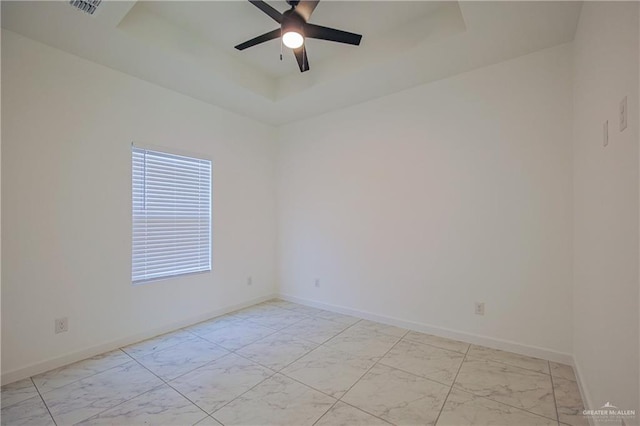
[131,144,212,285]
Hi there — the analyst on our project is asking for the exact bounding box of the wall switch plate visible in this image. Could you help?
[55,317,68,334]
[603,120,609,147]
[474,302,485,316]
[620,96,627,131]
[247,276,252,286]
[314,279,320,288]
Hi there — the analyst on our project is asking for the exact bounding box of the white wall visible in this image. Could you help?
[4,6,639,411]
[277,44,574,357]
[1,30,277,382]
[572,1,639,416]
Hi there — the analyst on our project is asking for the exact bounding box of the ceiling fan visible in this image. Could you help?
[234,0,363,72]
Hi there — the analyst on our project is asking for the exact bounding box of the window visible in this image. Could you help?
[132,146,211,283]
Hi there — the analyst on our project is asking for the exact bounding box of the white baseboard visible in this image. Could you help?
[572,356,596,425]
[1,294,277,385]
[279,293,574,365]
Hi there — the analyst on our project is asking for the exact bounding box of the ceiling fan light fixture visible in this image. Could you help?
[235,0,363,72]
[282,30,304,49]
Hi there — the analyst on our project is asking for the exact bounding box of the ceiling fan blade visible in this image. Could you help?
[295,0,319,21]
[304,23,362,45]
[235,28,281,50]
[248,0,282,23]
[293,45,310,72]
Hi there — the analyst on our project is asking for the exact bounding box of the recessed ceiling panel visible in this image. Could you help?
[135,1,455,79]
[1,1,582,125]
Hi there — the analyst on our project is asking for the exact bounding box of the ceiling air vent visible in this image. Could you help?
[69,0,102,15]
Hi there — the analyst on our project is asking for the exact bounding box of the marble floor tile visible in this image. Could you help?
[136,337,229,381]
[184,315,247,337]
[212,374,335,426]
[217,308,260,321]
[315,402,392,426]
[246,309,310,330]
[199,321,276,350]
[379,339,464,385]
[349,319,408,337]
[550,362,577,382]
[234,304,289,320]
[467,345,550,374]
[32,349,131,393]
[403,331,470,354]
[170,353,273,413]
[342,364,449,425]
[282,345,377,398]
[236,332,318,371]
[280,316,350,344]
[454,357,556,420]
[1,378,39,408]
[76,385,208,426]
[324,327,400,358]
[260,299,299,309]
[437,389,557,426]
[195,416,224,425]
[41,361,163,425]
[256,304,293,315]
[122,329,198,359]
[553,376,589,426]
[0,395,55,426]
[312,310,360,326]
[282,304,327,316]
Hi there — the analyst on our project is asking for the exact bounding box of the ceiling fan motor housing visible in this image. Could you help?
[282,9,305,36]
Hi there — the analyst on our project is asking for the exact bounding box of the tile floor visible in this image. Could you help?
[1,299,587,426]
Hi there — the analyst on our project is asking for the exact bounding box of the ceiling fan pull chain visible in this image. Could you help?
[280,28,283,61]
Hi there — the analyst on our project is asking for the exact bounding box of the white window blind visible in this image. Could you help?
[132,146,211,284]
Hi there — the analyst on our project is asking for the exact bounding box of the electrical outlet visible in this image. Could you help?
[55,317,68,334]
[474,302,485,316]
[603,120,609,147]
[620,96,627,131]
[314,279,320,288]
[247,276,252,286]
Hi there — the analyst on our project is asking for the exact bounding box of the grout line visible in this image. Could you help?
[440,355,561,423]
[549,360,561,423]
[207,373,277,422]
[122,331,202,360]
[226,335,318,375]
[120,350,213,420]
[375,361,459,389]
[78,383,180,423]
[277,366,342,400]
[133,345,279,421]
[231,307,409,425]
[30,377,58,426]
[401,335,471,356]
[24,349,133,397]
[432,340,471,425]
[35,351,192,425]
[451,386,562,423]
[311,399,341,426]
[336,400,395,425]
[227,350,281,374]
[243,314,310,332]
[305,331,410,426]
[462,348,552,376]
[324,329,410,424]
